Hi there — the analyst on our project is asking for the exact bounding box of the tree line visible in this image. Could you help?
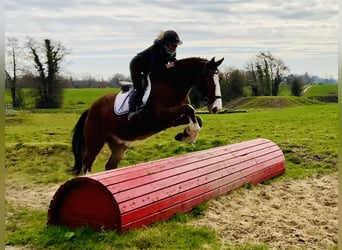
[6,37,324,109]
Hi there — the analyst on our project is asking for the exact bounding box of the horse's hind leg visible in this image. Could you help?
[105,136,130,170]
[82,124,106,174]
[82,141,104,174]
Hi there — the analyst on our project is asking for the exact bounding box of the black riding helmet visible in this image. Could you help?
[162,30,183,45]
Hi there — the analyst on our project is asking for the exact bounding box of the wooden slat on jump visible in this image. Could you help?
[48,138,285,231]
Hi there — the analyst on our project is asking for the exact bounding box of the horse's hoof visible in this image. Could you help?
[175,133,184,141]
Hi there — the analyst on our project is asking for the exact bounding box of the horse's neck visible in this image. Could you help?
[173,61,203,89]
[171,70,195,96]
[151,59,204,98]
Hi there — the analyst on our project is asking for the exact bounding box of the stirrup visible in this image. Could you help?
[127,110,141,120]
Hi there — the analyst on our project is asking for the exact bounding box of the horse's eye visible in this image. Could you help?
[202,97,208,103]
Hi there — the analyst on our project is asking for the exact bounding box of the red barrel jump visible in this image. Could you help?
[48,138,285,231]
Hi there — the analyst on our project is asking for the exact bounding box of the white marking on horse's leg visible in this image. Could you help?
[181,117,200,144]
[188,116,201,131]
[85,170,91,176]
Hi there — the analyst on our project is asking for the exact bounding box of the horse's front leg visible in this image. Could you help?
[159,104,201,144]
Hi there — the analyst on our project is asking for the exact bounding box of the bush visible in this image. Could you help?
[288,75,304,96]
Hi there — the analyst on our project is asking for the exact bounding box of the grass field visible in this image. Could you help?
[4,86,338,249]
[5,88,120,110]
[303,84,338,97]
[5,83,338,109]
[62,88,120,109]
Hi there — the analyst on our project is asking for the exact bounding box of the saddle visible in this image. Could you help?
[113,74,152,115]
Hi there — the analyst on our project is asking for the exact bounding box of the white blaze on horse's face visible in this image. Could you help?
[209,74,222,113]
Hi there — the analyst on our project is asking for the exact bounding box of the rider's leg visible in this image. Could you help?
[128,89,141,120]
[128,56,144,120]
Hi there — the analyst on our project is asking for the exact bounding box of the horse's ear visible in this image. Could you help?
[215,57,224,66]
[210,57,216,63]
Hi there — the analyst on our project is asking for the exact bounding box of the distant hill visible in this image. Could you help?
[303,84,337,97]
[225,96,322,109]
[303,84,338,103]
[225,84,338,110]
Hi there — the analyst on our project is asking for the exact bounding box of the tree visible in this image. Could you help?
[5,37,24,107]
[27,38,68,108]
[220,68,245,102]
[245,61,260,96]
[246,52,289,96]
[288,75,304,96]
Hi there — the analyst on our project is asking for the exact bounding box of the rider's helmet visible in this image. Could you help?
[162,30,183,45]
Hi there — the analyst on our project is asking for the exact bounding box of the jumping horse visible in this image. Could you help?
[72,57,224,175]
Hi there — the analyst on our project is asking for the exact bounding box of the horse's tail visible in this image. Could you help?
[71,109,89,175]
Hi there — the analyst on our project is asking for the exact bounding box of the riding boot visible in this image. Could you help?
[128,89,142,120]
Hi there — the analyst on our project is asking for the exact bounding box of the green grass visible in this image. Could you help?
[5,205,220,250]
[62,88,119,109]
[5,88,120,110]
[303,84,338,97]
[4,93,338,249]
[277,84,292,96]
[6,104,337,179]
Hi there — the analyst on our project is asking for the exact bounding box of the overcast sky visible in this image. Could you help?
[5,0,338,80]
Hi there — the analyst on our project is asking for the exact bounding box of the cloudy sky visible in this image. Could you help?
[5,0,338,80]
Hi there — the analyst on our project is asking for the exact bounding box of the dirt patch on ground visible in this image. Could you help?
[189,173,338,249]
[5,182,60,211]
[5,174,338,249]
[309,95,338,103]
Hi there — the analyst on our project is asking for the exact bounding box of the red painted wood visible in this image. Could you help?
[120,156,284,226]
[110,146,281,202]
[48,178,121,231]
[117,154,283,215]
[106,143,279,194]
[48,138,285,232]
[92,138,274,185]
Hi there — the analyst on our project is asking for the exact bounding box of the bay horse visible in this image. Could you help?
[71,57,224,175]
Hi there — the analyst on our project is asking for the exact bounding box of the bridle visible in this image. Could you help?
[201,63,222,101]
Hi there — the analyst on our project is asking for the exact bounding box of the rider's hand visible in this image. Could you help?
[166,62,175,69]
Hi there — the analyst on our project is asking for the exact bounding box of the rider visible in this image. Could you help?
[128,30,183,120]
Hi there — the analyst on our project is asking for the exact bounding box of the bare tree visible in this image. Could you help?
[27,38,69,108]
[5,37,24,107]
[245,60,260,96]
[246,52,289,96]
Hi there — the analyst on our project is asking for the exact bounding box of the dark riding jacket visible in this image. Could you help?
[137,39,177,74]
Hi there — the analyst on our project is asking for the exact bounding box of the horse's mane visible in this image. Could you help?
[171,57,208,76]
[150,57,208,84]
[175,57,208,67]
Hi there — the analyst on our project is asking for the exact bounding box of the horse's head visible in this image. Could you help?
[198,57,224,114]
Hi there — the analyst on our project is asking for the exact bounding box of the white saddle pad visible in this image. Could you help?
[114,74,152,115]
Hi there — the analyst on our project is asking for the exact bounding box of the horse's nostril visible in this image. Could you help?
[212,107,218,113]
